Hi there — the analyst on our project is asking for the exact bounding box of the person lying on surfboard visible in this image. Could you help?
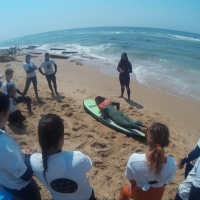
[95,96,147,133]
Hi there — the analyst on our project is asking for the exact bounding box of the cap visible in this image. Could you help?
[121,52,127,57]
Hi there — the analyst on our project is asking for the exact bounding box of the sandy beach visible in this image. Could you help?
[0,52,200,200]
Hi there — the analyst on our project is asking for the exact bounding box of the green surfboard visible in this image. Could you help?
[83,99,145,137]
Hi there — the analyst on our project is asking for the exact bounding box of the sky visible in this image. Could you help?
[0,0,200,41]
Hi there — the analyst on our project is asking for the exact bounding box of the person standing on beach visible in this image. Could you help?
[38,53,59,96]
[30,113,96,200]
[2,68,33,115]
[175,156,200,200]
[117,52,132,101]
[118,123,176,200]
[178,139,200,178]
[23,54,39,100]
[0,92,41,200]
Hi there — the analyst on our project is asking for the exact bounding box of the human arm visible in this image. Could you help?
[188,160,200,200]
[38,67,45,76]
[127,62,132,73]
[24,62,37,73]
[26,68,37,73]
[16,89,23,96]
[54,64,57,74]
[179,144,200,169]
[111,102,120,110]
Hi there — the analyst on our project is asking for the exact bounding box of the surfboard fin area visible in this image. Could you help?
[83,99,145,137]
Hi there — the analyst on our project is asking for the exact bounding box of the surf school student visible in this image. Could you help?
[2,68,33,115]
[175,156,200,200]
[178,139,200,179]
[0,92,41,200]
[118,123,176,200]
[30,114,96,200]
[23,54,39,100]
[95,96,147,132]
[38,53,59,96]
[7,85,26,126]
[117,52,132,101]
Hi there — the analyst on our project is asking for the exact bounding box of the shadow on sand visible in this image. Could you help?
[124,98,143,109]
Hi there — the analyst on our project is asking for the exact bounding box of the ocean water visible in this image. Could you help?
[0,27,200,103]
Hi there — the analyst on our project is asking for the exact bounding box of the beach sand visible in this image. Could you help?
[0,52,200,200]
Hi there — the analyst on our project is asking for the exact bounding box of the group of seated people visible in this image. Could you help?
[0,69,199,200]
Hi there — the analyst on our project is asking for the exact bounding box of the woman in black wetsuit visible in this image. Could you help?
[95,96,147,132]
[117,52,132,101]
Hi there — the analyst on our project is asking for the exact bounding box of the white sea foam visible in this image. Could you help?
[167,34,200,42]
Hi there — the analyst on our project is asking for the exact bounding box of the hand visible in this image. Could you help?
[99,115,104,121]
[34,67,37,70]
[178,159,184,169]
[21,149,32,155]
[120,70,124,73]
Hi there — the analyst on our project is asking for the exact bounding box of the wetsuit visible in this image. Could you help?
[98,101,143,130]
[117,59,132,99]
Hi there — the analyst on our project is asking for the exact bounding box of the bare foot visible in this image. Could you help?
[118,95,123,98]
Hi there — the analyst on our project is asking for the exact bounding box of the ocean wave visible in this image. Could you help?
[167,34,200,42]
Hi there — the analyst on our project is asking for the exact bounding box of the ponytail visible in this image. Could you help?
[42,150,48,181]
[147,123,170,177]
[38,114,64,181]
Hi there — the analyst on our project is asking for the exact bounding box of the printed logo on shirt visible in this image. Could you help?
[50,178,78,193]
[47,63,51,69]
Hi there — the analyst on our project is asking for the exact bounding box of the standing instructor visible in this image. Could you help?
[117,52,132,101]
[39,53,59,96]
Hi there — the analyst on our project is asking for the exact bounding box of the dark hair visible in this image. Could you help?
[45,52,49,57]
[0,92,10,114]
[147,123,170,177]
[38,114,64,180]
[25,53,31,60]
[95,96,105,105]
[5,68,14,76]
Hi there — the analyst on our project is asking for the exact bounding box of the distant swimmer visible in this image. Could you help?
[117,52,132,101]
[39,53,59,96]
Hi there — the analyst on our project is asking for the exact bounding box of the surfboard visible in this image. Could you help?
[83,99,145,137]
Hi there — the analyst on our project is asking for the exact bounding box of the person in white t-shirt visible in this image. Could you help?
[175,156,200,200]
[23,54,39,99]
[118,122,176,200]
[6,85,26,127]
[0,92,41,200]
[30,113,96,200]
[2,68,33,115]
[39,53,59,96]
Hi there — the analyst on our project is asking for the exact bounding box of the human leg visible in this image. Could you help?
[45,75,54,94]
[23,78,32,96]
[15,96,32,114]
[124,77,130,100]
[88,190,97,200]
[119,77,125,97]
[32,76,39,98]
[51,74,58,95]
[120,112,142,130]
[3,179,41,200]
[118,185,134,200]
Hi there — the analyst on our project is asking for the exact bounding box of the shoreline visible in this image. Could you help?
[0,52,199,199]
